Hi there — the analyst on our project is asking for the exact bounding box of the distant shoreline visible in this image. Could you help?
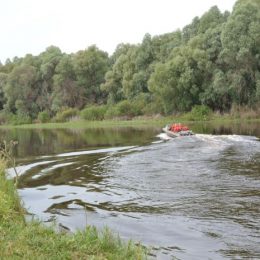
[0,115,259,130]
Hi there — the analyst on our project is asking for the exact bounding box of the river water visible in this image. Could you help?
[3,122,260,259]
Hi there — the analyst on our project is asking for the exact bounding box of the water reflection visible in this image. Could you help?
[2,122,260,260]
[0,127,158,158]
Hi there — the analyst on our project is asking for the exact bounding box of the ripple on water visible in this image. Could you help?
[12,133,260,260]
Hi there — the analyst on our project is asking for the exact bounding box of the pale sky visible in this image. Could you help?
[0,0,237,62]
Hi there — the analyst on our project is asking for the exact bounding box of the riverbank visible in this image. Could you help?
[0,113,259,130]
[0,159,146,259]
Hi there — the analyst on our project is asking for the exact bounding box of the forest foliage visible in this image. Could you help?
[0,0,259,123]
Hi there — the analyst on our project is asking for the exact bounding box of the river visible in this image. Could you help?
[3,121,260,259]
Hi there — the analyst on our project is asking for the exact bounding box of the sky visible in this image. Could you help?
[0,0,237,62]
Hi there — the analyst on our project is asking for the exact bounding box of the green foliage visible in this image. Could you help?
[73,45,109,104]
[219,0,260,106]
[0,73,7,109]
[37,111,51,123]
[186,105,213,121]
[142,97,164,115]
[0,144,24,222]
[9,114,32,125]
[0,0,259,121]
[0,111,11,125]
[116,100,136,116]
[0,111,33,125]
[129,94,151,116]
[105,100,139,119]
[4,64,39,118]
[53,108,79,122]
[80,105,107,121]
[52,55,84,112]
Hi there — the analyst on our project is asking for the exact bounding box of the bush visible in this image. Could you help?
[117,100,133,115]
[53,108,79,122]
[0,111,33,125]
[186,105,212,121]
[142,101,164,115]
[37,111,50,123]
[0,112,12,125]
[80,105,107,121]
[104,100,137,119]
[104,106,119,119]
[131,95,164,116]
[130,94,150,116]
[10,114,32,125]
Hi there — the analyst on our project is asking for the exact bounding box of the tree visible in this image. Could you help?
[152,31,182,62]
[52,55,84,112]
[200,70,232,110]
[73,45,109,105]
[219,0,260,105]
[0,73,7,109]
[4,64,38,117]
[101,53,127,104]
[37,46,63,111]
[149,42,211,113]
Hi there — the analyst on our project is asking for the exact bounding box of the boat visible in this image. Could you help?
[162,123,194,138]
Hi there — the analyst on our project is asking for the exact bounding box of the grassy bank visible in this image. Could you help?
[0,159,146,259]
[0,113,259,130]
[0,118,171,129]
[0,103,260,130]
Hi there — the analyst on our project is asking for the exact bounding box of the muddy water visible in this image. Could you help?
[3,122,260,259]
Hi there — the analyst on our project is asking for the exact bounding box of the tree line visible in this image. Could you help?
[0,0,259,123]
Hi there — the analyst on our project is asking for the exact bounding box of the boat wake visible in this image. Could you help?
[156,133,173,141]
[195,133,259,144]
[157,131,259,143]
[5,129,260,260]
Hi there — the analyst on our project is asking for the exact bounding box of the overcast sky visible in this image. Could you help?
[0,0,237,62]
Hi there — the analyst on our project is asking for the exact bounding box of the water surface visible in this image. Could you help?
[3,122,260,259]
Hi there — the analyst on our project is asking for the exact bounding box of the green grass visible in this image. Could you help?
[0,118,170,129]
[0,159,147,259]
[0,112,259,130]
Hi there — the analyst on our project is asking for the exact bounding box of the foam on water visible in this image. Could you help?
[157,133,173,141]
[32,162,75,180]
[6,160,55,178]
[57,146,136,157]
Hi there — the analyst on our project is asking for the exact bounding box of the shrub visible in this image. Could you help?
[10,114,32,125]
[136,95,164,116]
[0,112,12,125]
[104,100,136,119]
[37,111,50,123]
[117,100,133,115]
[80,105,107,121]
[130,94,151,116]
[53,108,79,122]
[187,105,212,121]
[104,106,119,119]
[142,101,164,115]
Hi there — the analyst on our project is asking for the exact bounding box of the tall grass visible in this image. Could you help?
[0,158,25,224]
[0,153,147,259]
[230,104,260,120]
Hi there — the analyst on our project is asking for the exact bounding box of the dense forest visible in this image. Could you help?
[0,0,259,123]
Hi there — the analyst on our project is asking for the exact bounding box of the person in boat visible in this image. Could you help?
[169,123,189,132]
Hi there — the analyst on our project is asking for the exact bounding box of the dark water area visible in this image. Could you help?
[3,121,260,259]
